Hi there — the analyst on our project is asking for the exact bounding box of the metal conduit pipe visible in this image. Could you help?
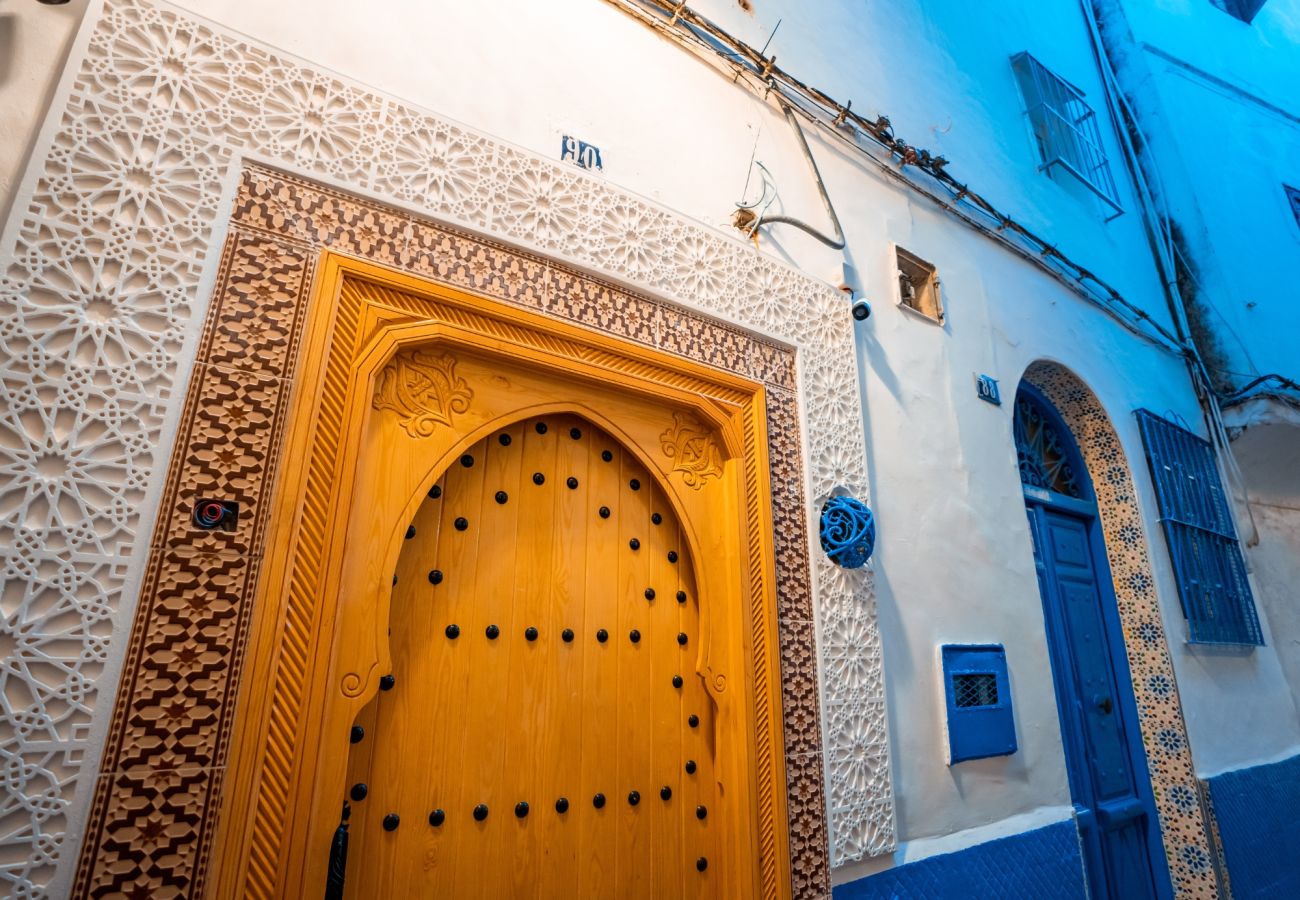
[739,101,846,250]
[604,0,1190,356]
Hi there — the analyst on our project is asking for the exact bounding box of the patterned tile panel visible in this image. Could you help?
[832,820,1088,900]
[0,0,889,892]
[1025,361,1218,900]
[65,165,837,898]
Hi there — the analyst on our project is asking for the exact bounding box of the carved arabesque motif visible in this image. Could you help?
[371,348,474,438]
[660,411,725,489]
[0,0,889,893]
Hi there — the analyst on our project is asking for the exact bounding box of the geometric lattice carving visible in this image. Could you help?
[0,0,890,893]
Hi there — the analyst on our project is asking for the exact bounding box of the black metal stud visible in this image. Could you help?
[380,674,395,691]
[392,574,398,586]
[454,517,469,531]
[429,808,445,827]
[696,857,708,872]
[515,801,530,818]
[525,626,538,641]
[599,506,611,519]
[405,524,416,540]
[630,479,641,491]
[629,538,640,551]
[533,472,546,486]
[628,791,640,806]
[567,476,579,490]
[688,714,699,728]
[652,513,662,525]
[428,484,442,499]
[668,551,679,564]
[499,433,512,446]
[601,450,613,462]
[570,427,582,440]
[486,624,500,640]
[644,588,655,601]
[445,624,460,639]
[495,490,508,505]
[350,725,364,744]
[428,569,444,585]
[473,804,489,822]
[460,454,474,468]
[555,797,569,813]
[676,591,687,604]
[592,793,606,809]
[562,628,575,642]
[672,675,684,688]
[536,422,548,434]
[660,786,672,801]
[383,814,400,832]
[677,632,689,646]
[696,805,708,820]
[350,783,368,802]
[685,760,697,774]
[596,629,609,643]
[629,629,641,644]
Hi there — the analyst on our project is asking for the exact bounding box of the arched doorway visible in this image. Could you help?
[208,254,793,900]
[1015,383,1173,900]
[331,412,720,897]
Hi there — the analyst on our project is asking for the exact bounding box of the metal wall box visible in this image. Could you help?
[941,644,1017,764]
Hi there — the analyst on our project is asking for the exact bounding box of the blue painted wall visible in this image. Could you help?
[1209,752,1300,899]
[832,820,1087,900]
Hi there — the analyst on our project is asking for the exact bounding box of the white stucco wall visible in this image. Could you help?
[0,0,87,220]
[1119,0,1300,391]
[3,0,1298,886]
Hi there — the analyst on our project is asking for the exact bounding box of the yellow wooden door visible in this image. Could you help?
[337,413,719,899]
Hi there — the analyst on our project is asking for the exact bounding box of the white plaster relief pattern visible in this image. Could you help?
[0,0,889,891]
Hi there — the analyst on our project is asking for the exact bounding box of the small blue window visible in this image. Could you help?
[941,645,1017,764]
[1134,410,1263,646]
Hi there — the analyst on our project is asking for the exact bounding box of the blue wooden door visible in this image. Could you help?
[1026,500,1171,900]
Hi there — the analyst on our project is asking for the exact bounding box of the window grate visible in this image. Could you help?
[953,673,999,708]
[1135,409,1263,646]
[1011,52,1123,219]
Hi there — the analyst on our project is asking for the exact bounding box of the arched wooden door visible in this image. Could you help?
[336,413,719,898]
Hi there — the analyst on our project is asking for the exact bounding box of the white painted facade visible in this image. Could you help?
[1,0,1297,895]
[1092,0,1300,780]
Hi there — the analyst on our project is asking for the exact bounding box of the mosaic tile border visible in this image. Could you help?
[68,165,828,898]
[0,0,891,890]
[1025,361,1219,900]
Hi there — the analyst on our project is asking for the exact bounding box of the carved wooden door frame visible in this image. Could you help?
[210,253,791,899]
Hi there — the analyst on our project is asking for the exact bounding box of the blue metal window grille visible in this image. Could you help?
[1134,409,1263,646]
[952,673,999,708]
[1010,52,1123,220]
[1014,388,1086,500]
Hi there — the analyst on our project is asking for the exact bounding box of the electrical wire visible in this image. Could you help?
[603,0,1191,356]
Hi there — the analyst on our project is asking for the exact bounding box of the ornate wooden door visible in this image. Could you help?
[336,413,719,898]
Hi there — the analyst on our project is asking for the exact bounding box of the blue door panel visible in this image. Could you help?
[1029,502,1170,900]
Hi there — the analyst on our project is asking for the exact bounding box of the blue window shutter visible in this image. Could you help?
[1135,410,1263,645]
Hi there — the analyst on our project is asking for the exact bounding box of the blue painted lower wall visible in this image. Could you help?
[832,820,1087,900]
[1208,752,1300,900]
